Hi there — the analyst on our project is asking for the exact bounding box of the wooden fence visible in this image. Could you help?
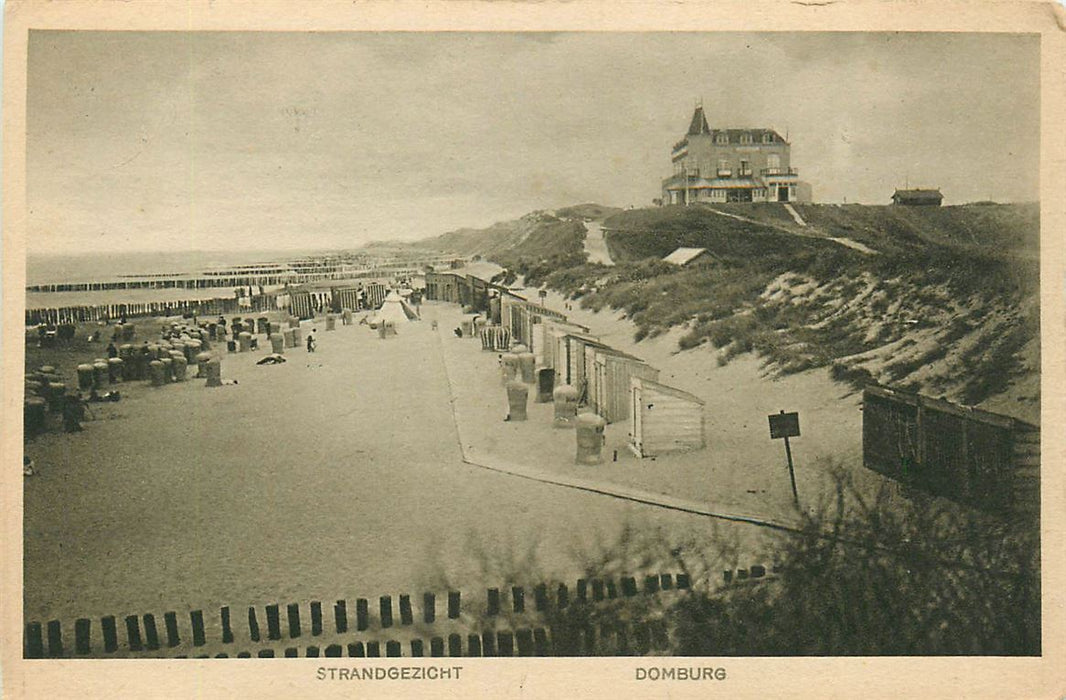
[862,385,1039,518]
[24,571,707,659]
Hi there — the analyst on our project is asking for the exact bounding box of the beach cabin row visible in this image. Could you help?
[425,272,497,316]
[500,296,568,362]
[424,267,706,458]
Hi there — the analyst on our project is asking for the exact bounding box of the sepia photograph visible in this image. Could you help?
[2,2,1064,698]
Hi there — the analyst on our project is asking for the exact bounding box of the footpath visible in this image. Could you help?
[582,220,615,266]
[425,303,807,533]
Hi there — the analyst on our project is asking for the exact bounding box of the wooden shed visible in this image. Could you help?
[629,377,705,457]
[467,275,491,314]
[556,332,603,401]
[590,348,660,423]
[288,290,314,319]
[504,299,567,354]
[862,385,1039,517]
[364,283,388,311]
[332,286,362,312]
[542,319,591,374]
[425,272,463,304]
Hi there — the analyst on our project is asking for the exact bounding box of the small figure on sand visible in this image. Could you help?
[306,331,317,353]
[23,456,36,477]
[107,341,118,359]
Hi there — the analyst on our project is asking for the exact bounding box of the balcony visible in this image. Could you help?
[716,169,732,177]
[738,168,753,177]
[761,167,798,177]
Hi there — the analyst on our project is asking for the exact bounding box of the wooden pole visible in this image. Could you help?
[784,435,799,506]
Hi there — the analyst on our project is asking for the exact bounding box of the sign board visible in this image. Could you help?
[769,411,800,440]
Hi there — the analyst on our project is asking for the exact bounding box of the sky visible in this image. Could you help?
[27,31,1040,254]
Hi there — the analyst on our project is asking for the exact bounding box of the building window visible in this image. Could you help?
[762,133,773,144]
[766,154,780,174]
[715,133,728,144]
[739,133,752,144]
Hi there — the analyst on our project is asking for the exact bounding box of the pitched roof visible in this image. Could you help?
[663,247,711,266]
[892,188,943,199]
[708,128,787,144]
[633,377,705,405]
[687,106,711,135]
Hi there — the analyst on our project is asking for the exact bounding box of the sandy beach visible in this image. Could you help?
[23,309,781,630]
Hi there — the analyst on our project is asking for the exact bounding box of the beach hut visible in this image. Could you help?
[629,377,705,458]
[289,291,315,320]
[540,319,590,373]
[558,332,610,403]
[364,283,388,311]
[332,286,362,312]
[504,300,567,357]
[590,349,660,424]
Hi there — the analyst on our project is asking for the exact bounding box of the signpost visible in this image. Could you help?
[768,410,801,506]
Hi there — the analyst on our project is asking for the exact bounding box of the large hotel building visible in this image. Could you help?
[662,105,812,205]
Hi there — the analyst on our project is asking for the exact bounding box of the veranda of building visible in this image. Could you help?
[661,105,812,205]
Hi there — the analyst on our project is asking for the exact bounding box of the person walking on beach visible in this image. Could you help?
[306,331,316,353]
[107,341,118,359]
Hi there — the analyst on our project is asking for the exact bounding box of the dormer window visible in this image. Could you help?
[715,133,728,145]
[762,133,773,144]
[739,133,753,144]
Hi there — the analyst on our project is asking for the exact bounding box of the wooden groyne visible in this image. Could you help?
[26,267,424,294]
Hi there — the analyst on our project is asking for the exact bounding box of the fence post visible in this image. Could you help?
[190,610,206,647]
[334,600,348,633]
[310,601,323,636]
[557,583,570,608]
[379,596,393,628]
[143,614,160,651]
[516,629,534,657]
[103,615,119,652]
[497,631,515,657]
[447,591,460,619]
[512,586,525,613]
[356,599,369,631]
[534,583,548,611]
[534,628,551,656]
[481,631,497,657]
[124,615,143,652]
[220,606,234,643]
[265,604,280,640]
[25,622,44,658]
[249,607,263,642]
[287,603,301,638]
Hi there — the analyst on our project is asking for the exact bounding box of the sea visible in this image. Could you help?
[24,249,342,312]
[26,249,327,286]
